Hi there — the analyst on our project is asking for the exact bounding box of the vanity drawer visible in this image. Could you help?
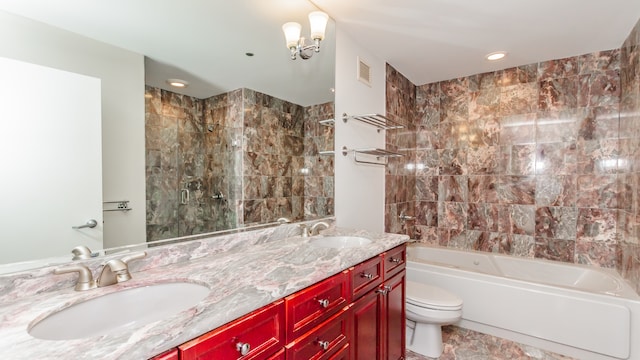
[384,244,406,279]
[285,306,350,360]
[351,255,383,300]
[285,270,350,342]
[179,300,285,360]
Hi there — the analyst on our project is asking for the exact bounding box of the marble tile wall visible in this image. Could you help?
[619,17,640,291]
[386,64,417,237]
[385,18,640,292]
[146,87,334,240]
[241,89,305,225]
[303,102,335,219]
[146,86,225,241]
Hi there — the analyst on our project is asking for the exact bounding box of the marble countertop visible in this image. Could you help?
[0,228,407,359]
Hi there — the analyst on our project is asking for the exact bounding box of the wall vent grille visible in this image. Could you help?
[357,56,371,87]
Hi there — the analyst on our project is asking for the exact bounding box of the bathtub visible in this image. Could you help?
[407,244,640,360]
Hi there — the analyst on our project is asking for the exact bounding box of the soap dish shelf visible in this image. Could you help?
[341,146,403,166]
[342,113,404,132]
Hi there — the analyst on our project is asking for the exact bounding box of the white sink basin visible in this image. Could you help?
[310,236,372,249]
[29,282,210,340]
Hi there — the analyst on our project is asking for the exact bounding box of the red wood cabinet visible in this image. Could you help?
[330,344,351,360]
[149,243,406,360]
[285,270,350,342]
[266,349,285,360]
[178,300,285,360]
[352,288,384,359]
[351,255,383,300]
[384,245,406,279]
[351,244,406,360]
[383,271,406,360]
[285,306,351,360]
[149,348,178,360]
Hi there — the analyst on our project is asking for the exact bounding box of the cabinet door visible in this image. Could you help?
[179,300,285,360]
[351,289,383,360]
[384,271,406,360]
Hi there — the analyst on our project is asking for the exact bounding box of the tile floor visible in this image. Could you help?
[405,326,575,360]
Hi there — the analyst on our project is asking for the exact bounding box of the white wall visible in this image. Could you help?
[334,27,386,233]
[0,11,146,249]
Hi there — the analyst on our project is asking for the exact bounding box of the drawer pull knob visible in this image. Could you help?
[376,285,393,295]
[236,342,250,355]
[318,299,330,308]
[389,257,402,264]
[361,272,374,279]
[318,340,330,350]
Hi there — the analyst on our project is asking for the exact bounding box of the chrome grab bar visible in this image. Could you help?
[72,219,98,230]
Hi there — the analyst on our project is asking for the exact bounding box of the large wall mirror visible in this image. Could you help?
[0,0,335,272]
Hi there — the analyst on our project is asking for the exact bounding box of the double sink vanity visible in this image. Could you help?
[0,220,408,359]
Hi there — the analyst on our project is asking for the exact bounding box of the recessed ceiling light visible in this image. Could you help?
[486,51,507,61]
[166,79,189,88]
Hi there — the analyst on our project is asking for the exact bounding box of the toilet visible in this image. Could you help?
[405,281,463,358]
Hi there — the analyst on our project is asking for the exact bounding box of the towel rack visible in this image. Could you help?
[103,200,132,212]
[342,113,404,132]
[341,146,403,166]
[318,150,335,156]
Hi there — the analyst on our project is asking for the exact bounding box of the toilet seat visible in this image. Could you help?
[406,281,462,311]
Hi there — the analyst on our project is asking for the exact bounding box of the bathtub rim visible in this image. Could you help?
[407,243,640,300]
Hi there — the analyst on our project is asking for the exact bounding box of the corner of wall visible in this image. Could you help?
[334,26,387,232]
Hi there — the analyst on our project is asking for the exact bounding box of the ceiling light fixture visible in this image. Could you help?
[166,79,189,88]
[282,11,329,60]
[486,51,507,61]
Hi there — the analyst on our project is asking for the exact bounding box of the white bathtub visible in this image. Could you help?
[407,244,640,360]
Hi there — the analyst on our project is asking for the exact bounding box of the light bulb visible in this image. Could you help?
[308,11,328,41]
[282,22,302,49]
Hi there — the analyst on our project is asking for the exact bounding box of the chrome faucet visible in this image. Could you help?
[97,252,146,287]
[54,251,146,291]
[300,221,330,237]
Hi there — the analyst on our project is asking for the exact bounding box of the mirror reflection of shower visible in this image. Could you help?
[145,86,335,242]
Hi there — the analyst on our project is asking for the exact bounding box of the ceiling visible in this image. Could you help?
[1,0,640,103]
[0,0,336,106]
[312,0,640,86]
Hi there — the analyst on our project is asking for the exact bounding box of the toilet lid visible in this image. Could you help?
[406,281,463,310]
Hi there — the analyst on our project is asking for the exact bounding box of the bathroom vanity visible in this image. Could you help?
[0,223,408,359]
[152,243,406,359]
